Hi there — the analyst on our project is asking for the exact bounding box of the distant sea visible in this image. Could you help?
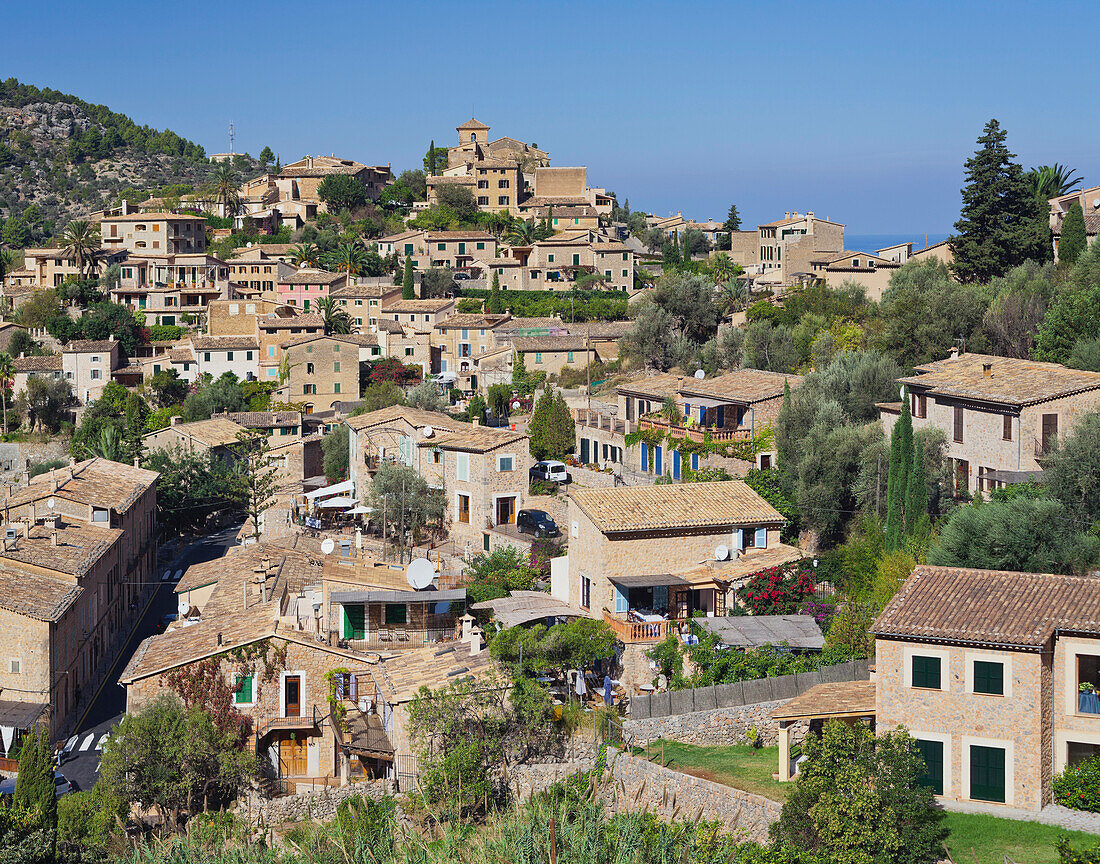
[846,233,949,254]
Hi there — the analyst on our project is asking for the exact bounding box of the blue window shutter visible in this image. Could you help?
[699,406,706,424]
[641,442,648,472]
[717,406,724,427]
[691,453,699,470]
[684,403,690,418]
[614,585,628,613]
[733,528,743,549]
[672,451,680,480]
[655,446,663,475]
[756,527,768,547]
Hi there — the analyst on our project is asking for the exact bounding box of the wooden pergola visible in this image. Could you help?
[770,681,876,782]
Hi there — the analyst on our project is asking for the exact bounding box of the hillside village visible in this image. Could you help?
[3,80,1100,863]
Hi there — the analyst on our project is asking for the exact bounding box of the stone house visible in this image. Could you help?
[224,258,297,295]
[275,334,361,413]
[754,212,844,283]
[142,416,246,463]
[511,335,601,377]
[277,156,392,207]
[331,282,403,331]
[276,269,348,312]
[10,355,64,402]
[874,564,1100,813]
[191,335,260,381]
[2,458,159,736]
[257,313,325,382]
[20,247,128,288]
[433,313,512,380]
[62,338,120,406]
[1049,184,1100,263]
[806,250,900,302]
[112,253,234,325]
[100,212,207,256]
[879,351,1100,495]
[373,320,433,376]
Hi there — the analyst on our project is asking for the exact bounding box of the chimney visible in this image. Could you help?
[68,456,76,469]
[21,521,30,539]
[949,347,960,359]
[983,363,993,379]
[133,457,140,468]
[171,415,183,426]
[307,155,314,169]
[50,530,58,547]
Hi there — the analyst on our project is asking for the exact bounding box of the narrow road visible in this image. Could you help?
[60,522,243,792]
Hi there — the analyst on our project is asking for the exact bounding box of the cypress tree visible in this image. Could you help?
[904,435,927,535]
[401,256,415,300]
[529,385,555,460]
[1059,201,1087,265]
[14,727,56,828]
[885,397,913,550]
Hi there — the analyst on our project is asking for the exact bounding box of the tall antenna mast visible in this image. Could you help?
[229,122,235,156]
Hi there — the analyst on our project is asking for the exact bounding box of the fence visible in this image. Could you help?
[394,753,419,793]
[629,659,870,719]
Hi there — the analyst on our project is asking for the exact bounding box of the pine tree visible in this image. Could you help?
[528,385,555,460]
[723,203,741,233]
[402,256,415,300]
[904,435,927,535]
[14,727,56,829]
[885,397,913,550]
[949,119,1050,283]
[1059,201,1087,265]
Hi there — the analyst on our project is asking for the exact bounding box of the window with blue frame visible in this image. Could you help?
[691,453,699,470]
[641,442,649,472]
[672,451,680,480]
[654,446,663,475]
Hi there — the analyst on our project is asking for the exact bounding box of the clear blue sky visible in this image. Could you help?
[6,0,1099,234]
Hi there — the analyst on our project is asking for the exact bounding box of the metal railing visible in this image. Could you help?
[253,703,321,743]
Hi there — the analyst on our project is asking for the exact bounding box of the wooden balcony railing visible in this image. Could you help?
[637,417,748,443]
[602,610,682,643]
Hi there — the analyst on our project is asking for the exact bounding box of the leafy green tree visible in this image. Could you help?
[210,164,240,217]
[317,173,368,212]
[14,727,56,832]
[462,545,537,604]
[1068,337,1100,372]
[324,241,368,277]
[1059,200,1087,264]
[321,426,349,481]
[949,119,1050,283]
[289,242,321,268]
[181,372,245,421]
[487,382,511,419]
[1,217,30,248]
[884,397,912,550]
[771,721,947,864]
[148,368,188,407]
[406,379,446,412]
[357,380,406,413]
[742,468,800,542]
[15,375,72,433]
[57,784,126,858]
[420,267,455,299]
[434,184,478,223]
[1035,238,1100,362]
[466,393,487,424]
[1044,408,1100,523]
[551,390,575,458]
[367,461,444,561]
[258,145,274,167]
[402,255,415,299]
[979,260,1056,359]
[929,495,1100,575]
[903,435,928,537]
[144,446,239,534]
[0,351,12,436]
[720,203,741,249]
[423,140,448,175]
[528,385,556,461]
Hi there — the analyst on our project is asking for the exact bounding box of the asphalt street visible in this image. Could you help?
[58,522,243,792]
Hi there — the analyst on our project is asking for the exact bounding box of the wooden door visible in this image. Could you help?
[278,737,307,777]
[496,496,516,525]
[284,675,301,718]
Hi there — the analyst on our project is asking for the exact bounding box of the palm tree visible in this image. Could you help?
[504,219,537,247]
[289,243,321,268]
[715,278,748,318]
[316,296,353,335]
[1028,164,1083,201]
[710,252,737,285]
[0,352,12,436]
[87,424,123,461]
[324,242,367,276]
[59,220,102,280]
[212,164,241,217]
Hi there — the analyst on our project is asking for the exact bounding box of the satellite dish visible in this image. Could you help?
[511,401,521,410]
[422,425,434,438]
[320,537,336,555]
[1092,198,1100,210]
[715,545,730,561]
[406,558,435,590]
[694,369,706,379]
[178,600,190,617]
[46,498,55,510]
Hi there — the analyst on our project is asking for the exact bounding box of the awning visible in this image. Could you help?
[343,506,375,515]
[331,588,467,604]
[304,479,355,501]
[470,590,588,628]
[609,573,689,589]
[317,497,358,508]
[0,701,47,730]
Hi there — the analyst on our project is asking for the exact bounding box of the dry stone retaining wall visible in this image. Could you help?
[625,698,803,747]
[245,780,393,825]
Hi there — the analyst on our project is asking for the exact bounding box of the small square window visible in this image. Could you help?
[912,655,942,690]
[973,660,1003,696]
[9,659,20,675]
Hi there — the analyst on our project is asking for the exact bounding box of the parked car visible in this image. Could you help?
[530,460,569,483]
[517,509,561,538]
[0,772,72,799]
[156,613,178,633]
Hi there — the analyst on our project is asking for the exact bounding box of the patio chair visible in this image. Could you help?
[378,629,393,643]
[397,629,410,642]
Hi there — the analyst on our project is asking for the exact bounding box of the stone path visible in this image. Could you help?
[940,799,1100,835]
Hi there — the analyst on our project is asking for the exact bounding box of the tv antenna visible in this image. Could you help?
[228,122,235,156]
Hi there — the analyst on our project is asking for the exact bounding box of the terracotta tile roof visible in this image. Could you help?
[0,568,82,622]
[428,423,527,454]
[4,458,158,513]
[279,269,346,286]
[618,369,801,404]
[101,212,205,222]
[572,481,785,535]
[770,681,876,721]
[873,565,1100,648]
[373,643,494,704]
[379,230,424,243]
[427,176,476,186]
[330,283,401,298]
[148,418,245,449]
[280,333,361,349]
[577,320,632,338]
[190,336,259,350]
[381,299,455,313]
[12,356,62,372]
[900,353,1100,407]
[520,196,590,208]
[346,404,462,433]
[337,333,379,345]
[64,340,116,353]
[221,411,301,428]
[436,313,511,329]
[167,348,195,362]
[228,244,297,257]
[511,335,595,353]
[424,231,495,241]
[457,118,490,130]
[677,544,804,586]
[259,314,325,330]
[0,520,122,579]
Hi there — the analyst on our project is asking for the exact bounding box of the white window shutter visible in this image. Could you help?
[733,528,743,550]
[755,527,767,548]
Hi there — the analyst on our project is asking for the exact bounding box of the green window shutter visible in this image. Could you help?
[973,661,1003,695]
[970,745,1006,803]
[916,739,944,795]
[385,603,407,625]
[344,604,365,639]
[235,675,253,704]
[912,655,941,689]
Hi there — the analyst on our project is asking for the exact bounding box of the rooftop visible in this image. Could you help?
[259,313,325,330]
[900,352,1100,406]
[770,681,876,721]
[0,519,123,579]
[695,614,823,650]
[146,418,244,449]
[0,568,82,623]
[219,411,301,429]
[511,335,596,353]
[190,336,260,350]
[436,313,511,330]
[101,212,205,222]
[619,369,802,404]
[11,355,62,373]
[279,269,346,286]
[372,642,494,704]
[382,299,455,313]
[64,339,117,353]
[873,565,1100,649]
[572,481,785,535]
[4,458,158,514]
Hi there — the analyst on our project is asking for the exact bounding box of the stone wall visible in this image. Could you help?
[245,779,393,825]
[624,698,809,748]
[605,748,781,842]
[510,759,597,800]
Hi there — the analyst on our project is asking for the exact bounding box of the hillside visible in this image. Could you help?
[0,78,257,244]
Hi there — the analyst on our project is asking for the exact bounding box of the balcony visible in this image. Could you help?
[575,408,629,436]
[637,417,748,443]
[337,628,456,652]
[253,703,321,742]
[602,610,683,643]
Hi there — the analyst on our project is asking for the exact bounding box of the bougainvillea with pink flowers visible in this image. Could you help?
[736,562,816,615]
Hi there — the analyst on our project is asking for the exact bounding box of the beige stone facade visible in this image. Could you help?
[276,335,361,412]
[100,212,207,255]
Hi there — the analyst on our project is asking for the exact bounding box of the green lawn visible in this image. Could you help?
[943,812,1097,864]
[633,740,790,801]
[634,740,1100,863]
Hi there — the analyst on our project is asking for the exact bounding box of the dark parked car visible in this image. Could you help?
[517,509,560,537]
[0,772,72,799]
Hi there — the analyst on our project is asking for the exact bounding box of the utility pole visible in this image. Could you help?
[228,122,235,157]
[399,478,406,564]
[586,316,591,412]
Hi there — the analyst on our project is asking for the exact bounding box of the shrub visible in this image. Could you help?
[1053,755,1100,812]
[737,562,816,615]
[149,324,185,341]
[529,479,558,497]
[529,537,564,578]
